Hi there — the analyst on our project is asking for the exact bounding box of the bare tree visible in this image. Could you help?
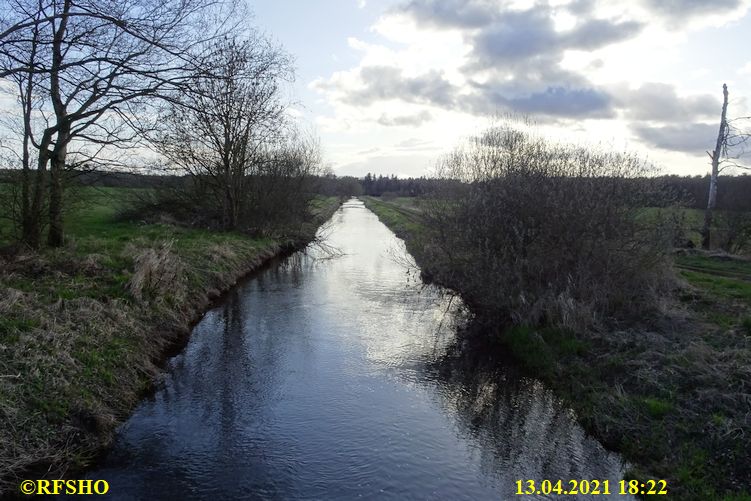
[0,2,48,246]
[251,129,323,233]
[701,84,729,250]
[0,0,239,247]
[153,35,318,233]
[701,83,751,250]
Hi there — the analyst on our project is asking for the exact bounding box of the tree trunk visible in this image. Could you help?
[23,158,45,248]
[702,83,729,250]
[19,16,40,247]
[25,132,52,248]
[19,65,31,239]
[47,129,68,247]
[223,187,236,230]
[20,131,31,243]
[46,0,71,248]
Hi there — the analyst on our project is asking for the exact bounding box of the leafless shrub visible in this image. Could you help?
[423,120,674,329]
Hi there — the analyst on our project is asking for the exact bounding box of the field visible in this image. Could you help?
[0,186,341,492]
[359,196,425,240]
[363,196,751,501]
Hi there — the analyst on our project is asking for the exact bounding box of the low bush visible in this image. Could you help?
[422,121,675,330]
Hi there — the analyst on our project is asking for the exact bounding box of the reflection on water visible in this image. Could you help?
[72,199,632,500]
[426,334,631,499]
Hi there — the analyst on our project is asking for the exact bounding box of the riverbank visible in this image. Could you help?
[363,196,751,501]
[0,190,342,495]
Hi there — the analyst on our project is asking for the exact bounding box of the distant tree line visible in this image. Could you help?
[7,168,751,214]
[315,175,363,197]
[658,174,751,212]
[360,173,455,197]
[356,171,751,213]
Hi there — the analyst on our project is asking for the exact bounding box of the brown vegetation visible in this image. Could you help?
[421,122,674,330]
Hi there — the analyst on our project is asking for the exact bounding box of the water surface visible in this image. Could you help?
[80,199,630,500]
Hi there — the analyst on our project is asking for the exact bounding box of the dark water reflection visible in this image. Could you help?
[74,199,631,500]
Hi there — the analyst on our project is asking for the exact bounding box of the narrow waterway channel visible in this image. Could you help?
[75,199,632,500]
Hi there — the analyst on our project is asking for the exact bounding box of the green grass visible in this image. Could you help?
[676,254,751,277]
[637,207,705,245]
[380,195,423,211]
[503,326,555,375]
[639,206,751,254]
[640,397,673,418]
[0,183,148,246]
[361,196,426,237]
[501,326,590,378]
[675,254,751,333]
[679,270,751,301]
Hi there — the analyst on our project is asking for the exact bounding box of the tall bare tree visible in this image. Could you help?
[0,0,239,247]
[701,84,729,250]
[701,84,751,250]
[0,3,47,245]
[154,35,317,232]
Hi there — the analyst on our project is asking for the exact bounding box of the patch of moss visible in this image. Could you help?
[640,397,673,418]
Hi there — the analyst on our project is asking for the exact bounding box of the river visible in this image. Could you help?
[75,199,631,500]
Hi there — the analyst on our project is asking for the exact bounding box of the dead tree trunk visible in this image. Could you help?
[701,83,729,250]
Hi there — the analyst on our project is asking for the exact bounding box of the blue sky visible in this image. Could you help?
[249,0,751,178]
[252,1,388,84]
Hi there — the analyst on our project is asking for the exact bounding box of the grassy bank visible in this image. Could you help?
[0,188,342,494]
[359,196,425,250]
[363,196,751,501]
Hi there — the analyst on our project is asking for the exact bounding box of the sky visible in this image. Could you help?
[251,0,751,178]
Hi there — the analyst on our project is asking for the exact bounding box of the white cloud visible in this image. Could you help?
[311,0,751,176]
[377,110,434,127]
